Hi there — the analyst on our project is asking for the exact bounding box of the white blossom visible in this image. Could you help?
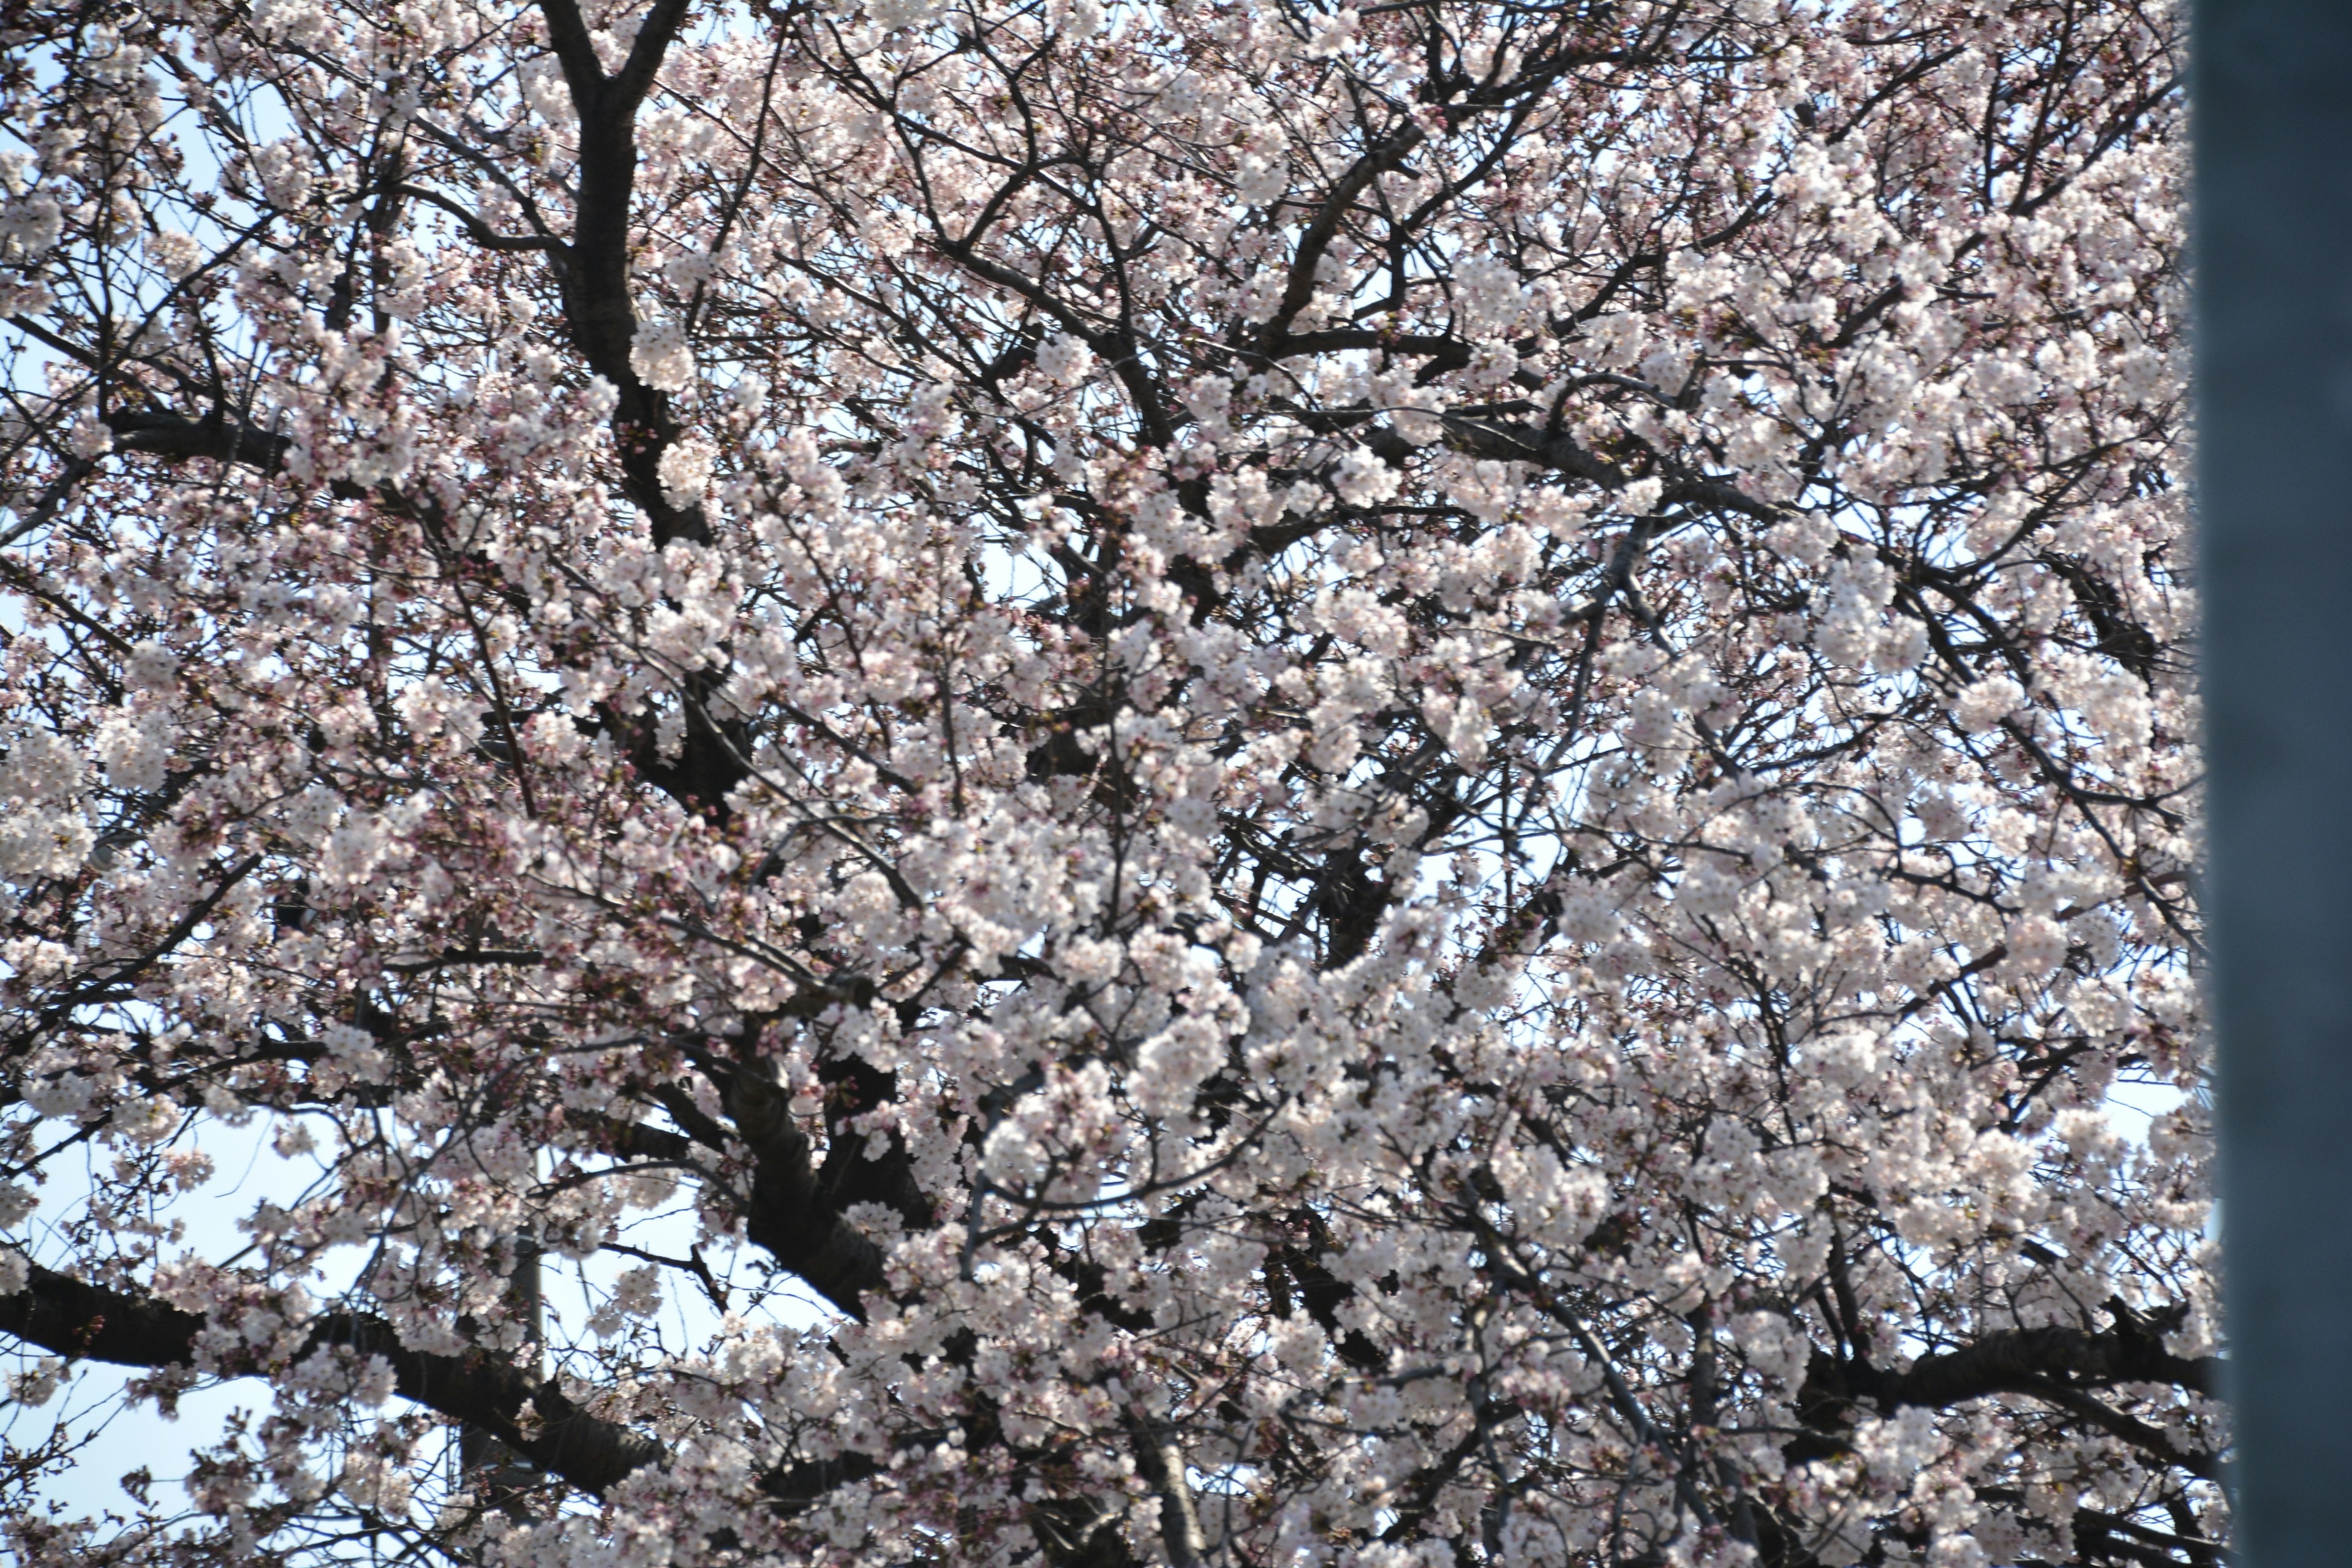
[1331,445,1400,506]
[657,432,717,511]
[630,317,695,392]
[1035,331,1095,386]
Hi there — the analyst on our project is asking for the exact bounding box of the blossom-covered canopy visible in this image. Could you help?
[0,1,2204,1564]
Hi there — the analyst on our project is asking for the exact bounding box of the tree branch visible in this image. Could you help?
[0,1261,665,1496]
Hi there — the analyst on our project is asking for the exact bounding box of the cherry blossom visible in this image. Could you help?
[0,1,2202,1565]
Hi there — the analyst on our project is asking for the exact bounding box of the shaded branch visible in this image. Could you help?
[0,1260,665,1496]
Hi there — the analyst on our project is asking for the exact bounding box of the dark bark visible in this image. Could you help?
[0,1259,664,1496]
[535,0,710,548]
[1789,1313,2223,1482]
[722,1063,893,1317]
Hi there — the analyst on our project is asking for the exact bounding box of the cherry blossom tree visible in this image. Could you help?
[0,0,2204,1564]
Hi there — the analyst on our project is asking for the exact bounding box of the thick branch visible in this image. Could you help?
[105,408,293,472]
[723,1066,892,1317]
[0,1261,664,1496]
[535,0,709,545]
[99,408,452,530]
[1890,1321,2222,1406]
[1793,1316,2223,1479]
[1259,119,1428,350]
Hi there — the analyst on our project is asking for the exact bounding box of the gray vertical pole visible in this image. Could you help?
[2198,2,2352,1561]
